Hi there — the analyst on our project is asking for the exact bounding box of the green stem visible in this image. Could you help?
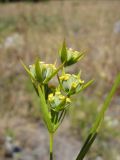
[49,133,54,160]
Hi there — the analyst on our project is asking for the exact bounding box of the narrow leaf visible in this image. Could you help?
[76,133,97,160]
[91,73,120,133]
[76,73,120,160]
[38,85,53,132]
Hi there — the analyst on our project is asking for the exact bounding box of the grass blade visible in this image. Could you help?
[76,133,97,160]
[76,73,120,160]
[91,73,120,133]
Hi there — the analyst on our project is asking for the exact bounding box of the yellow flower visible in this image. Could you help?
[29,60,57,84]
[60,73,85,96]
[79,79,84,84]
[48,91,71,112]
[59,74,70,81]
[59,95,65,100]
[59,41,84,66]
[66,98,71,103]
[72,82,78,88]
[48,93,53,98]
[56,91,61,95]
[48,93,54,101]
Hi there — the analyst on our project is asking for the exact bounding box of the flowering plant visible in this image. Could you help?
[21,41,120,160]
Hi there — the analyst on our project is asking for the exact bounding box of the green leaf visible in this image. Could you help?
[35,59,43,82]
[20,59,35,80]
[76,73,120,160]
[76,133,97,160]
[91,73,120,133]
[59,40,67,63]
[38,85,53,133]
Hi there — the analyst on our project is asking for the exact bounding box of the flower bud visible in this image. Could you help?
[59,74,84,96]
[59,41,84,66]
[29,61,56,83]
[48,91,71,112]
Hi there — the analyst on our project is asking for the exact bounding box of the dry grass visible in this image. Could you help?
[0,1,120,160]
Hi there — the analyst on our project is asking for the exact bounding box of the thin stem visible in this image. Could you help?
[49,133,54,160]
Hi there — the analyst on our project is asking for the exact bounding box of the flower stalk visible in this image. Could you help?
[49,133,54,160]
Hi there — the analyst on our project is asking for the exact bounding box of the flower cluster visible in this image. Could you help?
[21,41,92,133]
[48,91,71,112]
[60,73,84,96]
[59,41,84,67]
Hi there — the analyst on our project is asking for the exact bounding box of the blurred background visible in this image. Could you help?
[0,0,120,160]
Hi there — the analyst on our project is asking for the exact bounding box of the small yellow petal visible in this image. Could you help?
[79,79,84,84]
[55,91,61,95]
[48,94,55,102]
[59,95,65,100]
[59,74,70,81]
[48,93,53,98]
[72,82,77,88]
[66,98,71,103]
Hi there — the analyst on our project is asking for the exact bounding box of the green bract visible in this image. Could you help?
[59,73,84,96]
[48,91,71,112]
[59,41,84,66]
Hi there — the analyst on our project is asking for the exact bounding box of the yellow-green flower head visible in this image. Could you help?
[48,91,71,112]
[59,74,84,96]
[59,41,84,67]
[29,61,56,83]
